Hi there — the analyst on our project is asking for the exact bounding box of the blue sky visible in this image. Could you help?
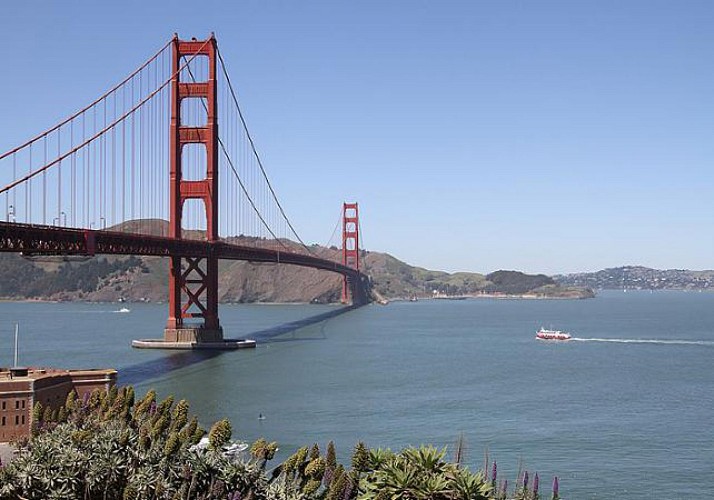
[2,1,713,274]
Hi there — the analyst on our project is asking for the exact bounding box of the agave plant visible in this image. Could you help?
[358,445,493,500]
[0,385,557,500]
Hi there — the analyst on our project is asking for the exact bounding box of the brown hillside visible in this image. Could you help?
[0,219,593,302]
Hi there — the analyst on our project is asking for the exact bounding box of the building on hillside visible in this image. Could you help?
[0,366,116,442]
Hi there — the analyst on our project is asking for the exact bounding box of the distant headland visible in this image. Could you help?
[554,265,714,291]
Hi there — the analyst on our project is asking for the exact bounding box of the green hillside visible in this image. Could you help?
[0,220,593,302]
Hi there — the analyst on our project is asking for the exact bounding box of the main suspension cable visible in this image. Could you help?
[325,208,342,250]
[0,39,210,196]
[183,63,291,252]
[216,47,313,254]
[0,39,173,163]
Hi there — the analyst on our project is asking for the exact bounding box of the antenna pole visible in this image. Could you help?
[13,323,19,367]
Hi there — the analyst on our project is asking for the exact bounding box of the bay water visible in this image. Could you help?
[1,290,713,499]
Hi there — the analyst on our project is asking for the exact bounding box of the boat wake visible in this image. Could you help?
[570,337,714,346]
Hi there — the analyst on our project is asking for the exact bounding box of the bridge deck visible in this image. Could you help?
[0,221,362,278]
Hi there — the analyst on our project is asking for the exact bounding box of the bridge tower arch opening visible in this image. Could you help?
[164,34,223,344]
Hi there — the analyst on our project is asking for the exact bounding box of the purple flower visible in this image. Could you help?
[491,461,497,483]
[502,479,508,498]
[553,476,559,497]
[324,467,334,488]
[342,477,353,500]
[82,392,90,408]
[150,401,157,415]
[533,473,539,496]
[523,471,529,490]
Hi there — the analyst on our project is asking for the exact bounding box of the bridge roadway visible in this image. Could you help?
[0,221,370,304]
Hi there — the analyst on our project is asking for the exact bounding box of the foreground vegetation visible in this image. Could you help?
[0,386,560,499]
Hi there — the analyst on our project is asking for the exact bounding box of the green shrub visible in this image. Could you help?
[0,385,559,500]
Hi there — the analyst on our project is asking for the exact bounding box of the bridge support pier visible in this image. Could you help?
[132,336,255,350]
[163,253,224,345]
[163,327,224,343]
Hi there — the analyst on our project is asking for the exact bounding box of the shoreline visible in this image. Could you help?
[0,298,342,306]
[390,293,592,302]
[4,288,712,306]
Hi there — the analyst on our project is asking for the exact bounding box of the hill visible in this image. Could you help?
[0,220,593,302]
[554,265,714,290]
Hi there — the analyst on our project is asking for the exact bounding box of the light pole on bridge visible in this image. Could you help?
[53,212,68,227]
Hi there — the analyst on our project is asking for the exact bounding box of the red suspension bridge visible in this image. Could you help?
[0,34,370,348]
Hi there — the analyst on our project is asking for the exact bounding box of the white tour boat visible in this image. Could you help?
[536,327,571,341]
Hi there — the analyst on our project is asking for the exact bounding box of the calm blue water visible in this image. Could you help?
[1,291,713,499]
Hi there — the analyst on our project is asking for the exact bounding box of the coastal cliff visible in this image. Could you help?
[0,252,594,303]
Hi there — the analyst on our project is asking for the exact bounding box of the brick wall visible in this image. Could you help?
[0,369,116,442]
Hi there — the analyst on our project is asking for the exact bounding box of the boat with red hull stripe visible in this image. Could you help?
[536,328,571,341]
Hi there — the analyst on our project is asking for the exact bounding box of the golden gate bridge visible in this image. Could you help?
[0,34,370,348]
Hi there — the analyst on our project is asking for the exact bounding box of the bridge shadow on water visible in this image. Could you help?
[119,305,360,386]
[247,305,359,343]
[120,350,222,386]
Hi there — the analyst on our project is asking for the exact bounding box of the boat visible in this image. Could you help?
[535,327,571,341]
[432,291,468,300]
[117,307,131,313]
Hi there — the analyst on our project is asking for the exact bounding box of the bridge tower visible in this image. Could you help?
[341,202,360,303]
[164,34,223,344]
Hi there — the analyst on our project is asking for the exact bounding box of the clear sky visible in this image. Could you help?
[2,1,713,275]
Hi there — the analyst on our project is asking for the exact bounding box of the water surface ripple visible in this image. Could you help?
[1,291,712,499]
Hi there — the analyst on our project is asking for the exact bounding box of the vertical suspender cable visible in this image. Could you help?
[152,58,157,223]
[4,162,7,221]
[83,114,87,227]
[57,129,62,226]
[43,136,47,224]
[102,97,107,226]
[141,72,144,228]
[121,82,126,226]
[112,92,116,227]
[28,144,32,223]
[131,75,135,228]
[92,105,96,227]
[216,48,312,254]
[148,63,153,224]
[12,153,17,221]
[71,120,75,227]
